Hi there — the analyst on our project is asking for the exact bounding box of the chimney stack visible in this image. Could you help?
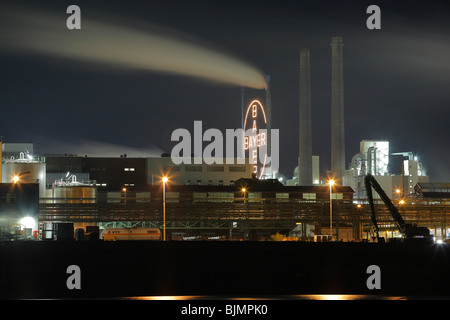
[265,75,272,178]
[298,48,313,185]
[330,36,345,180]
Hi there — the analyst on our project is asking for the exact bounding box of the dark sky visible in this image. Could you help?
[0,0,449,181]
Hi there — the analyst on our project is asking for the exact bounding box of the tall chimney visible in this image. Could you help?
[265,74,272,178]
[298,49,312,185]
[330,36,345,180]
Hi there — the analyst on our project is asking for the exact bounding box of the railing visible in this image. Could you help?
[38,197,450,233]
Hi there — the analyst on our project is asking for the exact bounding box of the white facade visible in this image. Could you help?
[2,154,46,197]
[356,140,390,176]
[146,156,253,186]
[347,140,429,199]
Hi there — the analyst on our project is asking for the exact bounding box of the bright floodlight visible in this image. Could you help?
[20,216,35,229]
[162,177,168,183]
[241,188,246,192]
[329,179,335,186]
[13,176,19,183]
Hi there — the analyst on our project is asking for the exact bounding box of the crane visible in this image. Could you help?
[364,174,432,243]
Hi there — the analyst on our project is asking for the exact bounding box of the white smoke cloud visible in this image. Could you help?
[0,5,267,90]
[33,136,163,158]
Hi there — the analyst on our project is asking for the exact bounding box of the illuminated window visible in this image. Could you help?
[276,193,289,202]
[248,192,262,202]
[166,192,179,203]
[331,193,343,200]
[303,193,316,200]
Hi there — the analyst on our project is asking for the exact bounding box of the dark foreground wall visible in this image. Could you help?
[1,241,449,299]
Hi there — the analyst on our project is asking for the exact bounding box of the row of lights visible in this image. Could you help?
[13,173,406,242]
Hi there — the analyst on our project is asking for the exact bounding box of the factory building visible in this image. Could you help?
[414,182,450,199]
[45,153,253,192]
[1,142,46,197]
[146,156,253,186]
[0,183,40,240]
[46,155,146,191]
[346,140,429,199]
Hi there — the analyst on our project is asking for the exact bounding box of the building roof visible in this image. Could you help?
[415,182,450,191]
[144,178,354,194]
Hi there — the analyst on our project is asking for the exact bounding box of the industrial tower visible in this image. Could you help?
[330,37,345,180]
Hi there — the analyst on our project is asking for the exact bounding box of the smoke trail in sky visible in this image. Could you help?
[0,5,267,90]
[33,136,163,158]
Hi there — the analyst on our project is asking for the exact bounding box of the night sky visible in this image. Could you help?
[0,0,449,181]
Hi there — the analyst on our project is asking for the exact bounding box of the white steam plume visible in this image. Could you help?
[0,6,267,90]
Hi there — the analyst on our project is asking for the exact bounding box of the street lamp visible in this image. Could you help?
[162,176,168,241]
[329,179,335,240]
[241,188,248,204]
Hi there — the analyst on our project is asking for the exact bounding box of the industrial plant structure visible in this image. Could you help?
[330,36,346,182]
[0,36,447,243]
[298,48,313,186]
[346,140,429,199]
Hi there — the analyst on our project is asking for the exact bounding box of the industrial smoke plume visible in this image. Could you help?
[0,6,267,90]
[34,136,163,158]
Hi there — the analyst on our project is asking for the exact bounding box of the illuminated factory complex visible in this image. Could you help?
[0,37,449,243]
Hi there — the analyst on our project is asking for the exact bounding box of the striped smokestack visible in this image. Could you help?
[298,48,312,185]
[330,36,345,180]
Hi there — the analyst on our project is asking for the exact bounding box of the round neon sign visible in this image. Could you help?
[243,99,268,179]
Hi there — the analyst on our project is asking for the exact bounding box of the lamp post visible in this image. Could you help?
[162,177,168,241]
[329,179,335,240]
[241,188,246,203]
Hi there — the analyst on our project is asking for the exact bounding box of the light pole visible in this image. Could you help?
[162,177,168,241]
[329,179,335,240]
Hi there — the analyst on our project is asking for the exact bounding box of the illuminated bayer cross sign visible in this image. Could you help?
[244,100,268,178]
